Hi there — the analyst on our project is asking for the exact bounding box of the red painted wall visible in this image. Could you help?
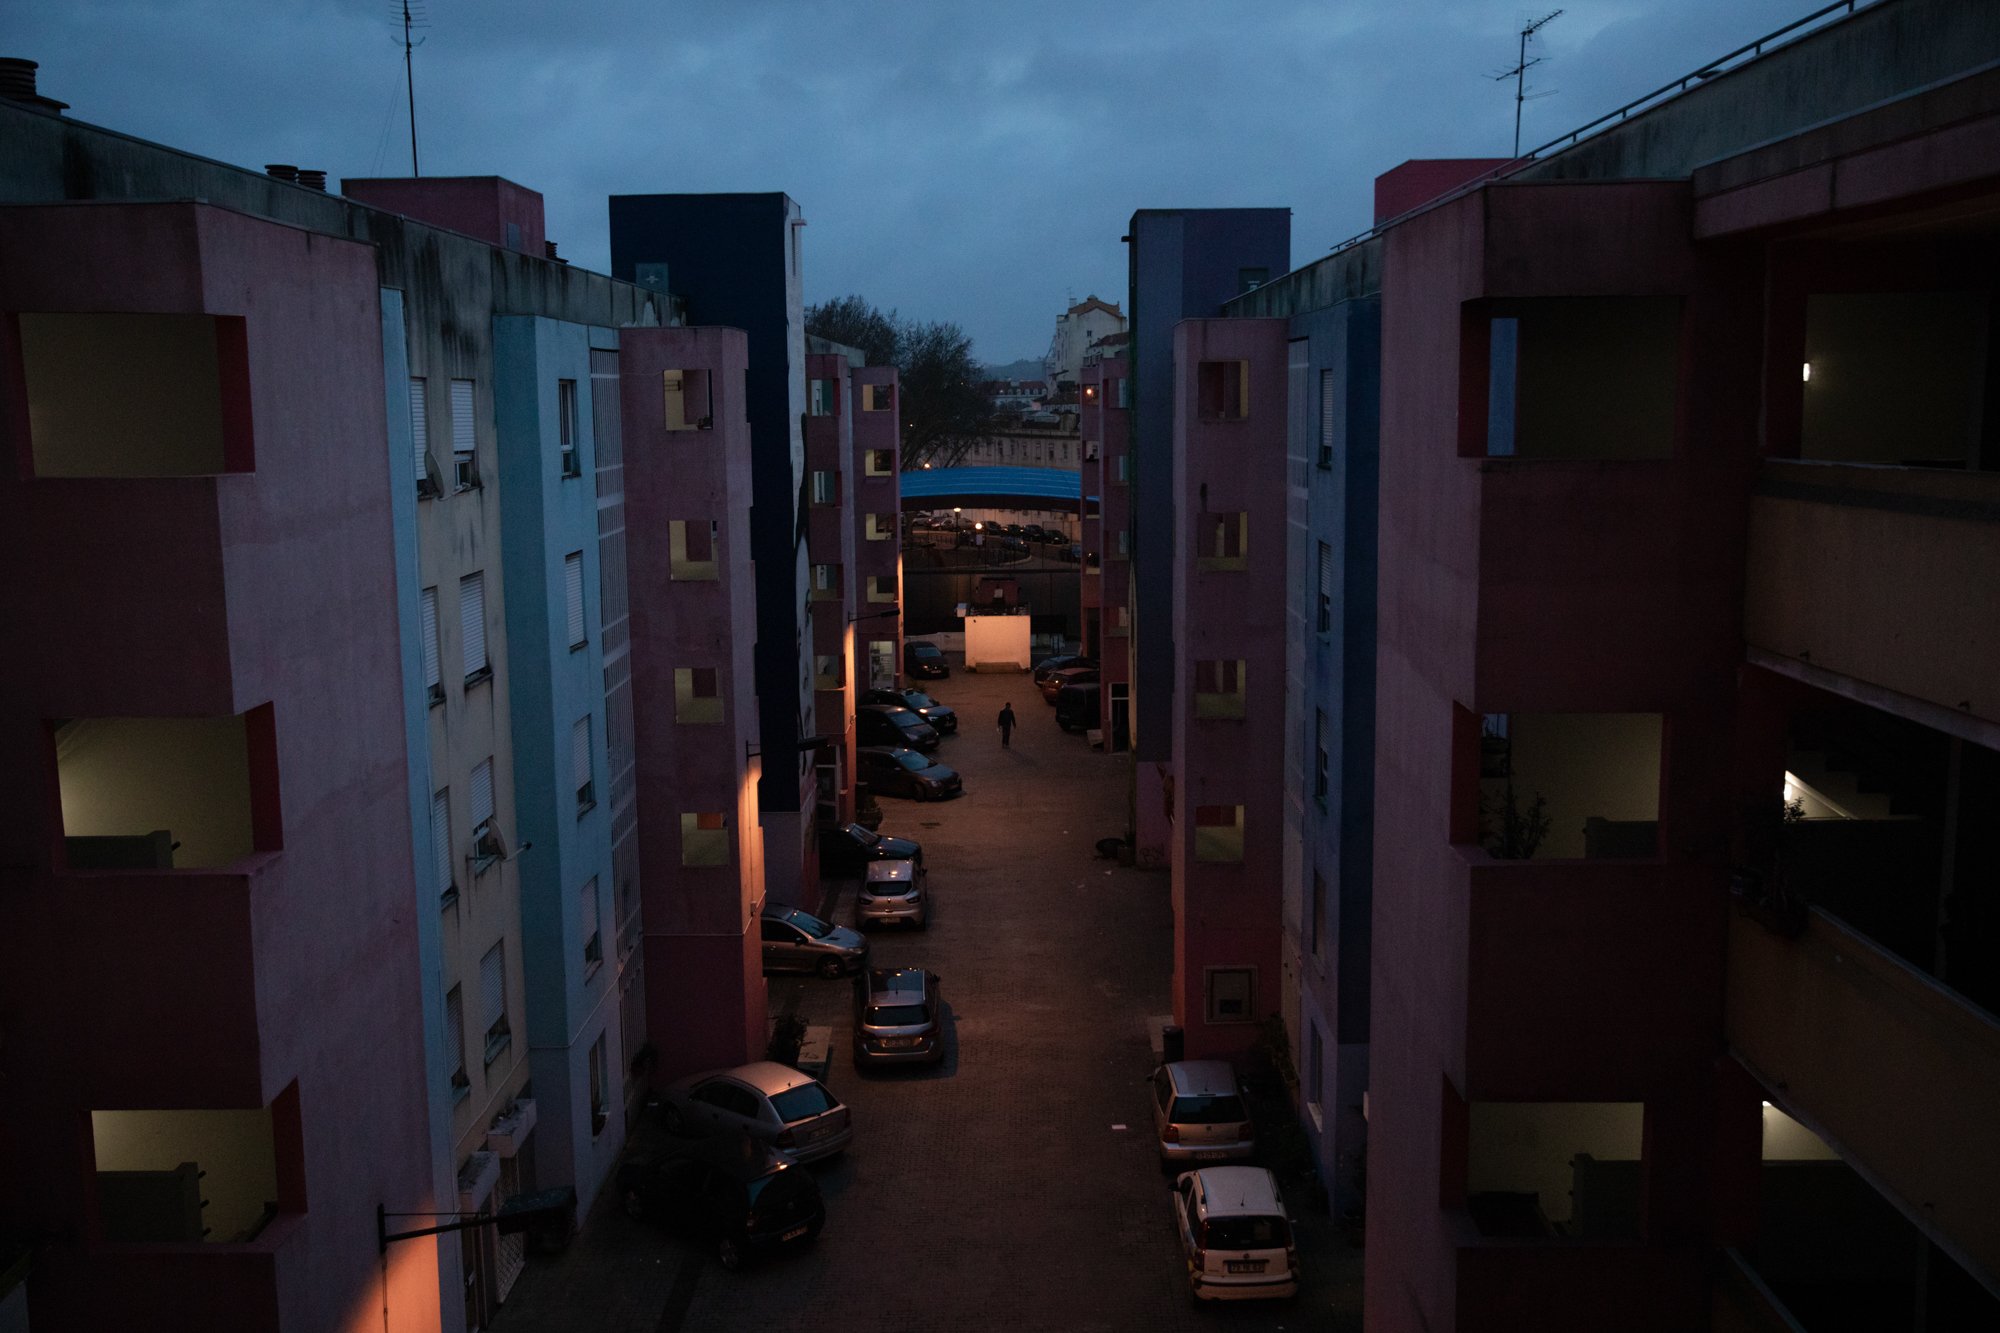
[341,176,547,256]
[1373,159,1513,223]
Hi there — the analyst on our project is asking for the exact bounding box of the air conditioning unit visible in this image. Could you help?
[417,452,446,498]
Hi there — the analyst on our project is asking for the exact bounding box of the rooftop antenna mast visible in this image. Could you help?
[1496,9,1562,157]
[398,0,429,175]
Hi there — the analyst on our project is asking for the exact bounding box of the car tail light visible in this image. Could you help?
[775,1128,797,1149]
[1162,1125,1180,1143]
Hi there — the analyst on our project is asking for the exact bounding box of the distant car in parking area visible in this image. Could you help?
[905,641,950,679]
[857,745,962,802]
[1170,1166,1300,1302]
[759,904,868,977]
[853,967,944,1067]
[856,858,926,929]
[861,686,958,734]
[1033,654,1097,685]
[857,703,940,753]
[618,1134,824,1270]
[1150,1061,1256,1164]
[818,822,923,877]
[1061,543,1082,563]
[659,1061,854,1164]
[1055,681,1101,733]
[1040,665,1099,703]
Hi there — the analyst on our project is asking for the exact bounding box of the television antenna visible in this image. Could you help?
[393,0,429,175]
[1494,9,1562,157]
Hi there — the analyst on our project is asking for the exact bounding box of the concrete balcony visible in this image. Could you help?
[1453,1225,1705,1332]
[51,855,281,1109]
[1460,852,1722,1100]
[77,1212,303,1327]
[1727,906,2000,1285]
[1746,461,2000,732]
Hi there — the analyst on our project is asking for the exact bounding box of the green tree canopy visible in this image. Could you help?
[805,295,995,470]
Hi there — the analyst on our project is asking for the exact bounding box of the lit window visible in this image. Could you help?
[681,812,729,867]
[1205,967,1255,1023]
[1194,804,1244,862]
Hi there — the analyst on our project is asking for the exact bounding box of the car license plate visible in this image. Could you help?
[1195,1150,1228,1161]
[1225,1260,1266,1274]
[782,1224,807,1242]
[882,1036,919,1048]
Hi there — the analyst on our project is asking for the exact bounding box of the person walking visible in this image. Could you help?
[997,702,1017,749]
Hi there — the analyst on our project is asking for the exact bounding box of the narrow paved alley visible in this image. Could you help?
[499,654,1360,1332]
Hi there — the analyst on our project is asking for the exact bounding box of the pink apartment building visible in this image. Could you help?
[621,326,769,1084]
[1168,319,1291,1061]
[1080,354,1130,742]
[0,202,441,1330]
[806,350,859,841]
[849,364,903,691]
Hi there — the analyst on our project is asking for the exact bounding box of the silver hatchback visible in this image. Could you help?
[659,1061,854,1163]
[856,859,927,929]
[1151,1060,1256,1164]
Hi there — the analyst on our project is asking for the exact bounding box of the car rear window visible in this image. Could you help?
[863,1004,927,1026]
[913,644,941,658]
[769,1082,838,1123]
[1171,1094,1247,1125]
[1205,1215,1291,1250]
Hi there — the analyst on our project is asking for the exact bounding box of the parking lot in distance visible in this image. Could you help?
[497,654,1362,1332]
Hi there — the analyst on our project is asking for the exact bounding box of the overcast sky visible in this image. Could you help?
[20,0,1820,362]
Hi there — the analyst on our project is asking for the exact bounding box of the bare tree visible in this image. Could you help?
[805,296,996,470]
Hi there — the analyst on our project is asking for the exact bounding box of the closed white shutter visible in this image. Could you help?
[420,587,440,690]
[1320,368,1336,460]
[565,552,585,647]
[479,942,505,1031]
[409,378,428,480]
[459,572,486,677]
[444,986,465,1076]
[471,758,494,831]
[573,717,591,794]
[450,379,476,458]
[430,789,452,892]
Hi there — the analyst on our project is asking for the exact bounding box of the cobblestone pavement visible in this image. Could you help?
[497,657,1363,1332]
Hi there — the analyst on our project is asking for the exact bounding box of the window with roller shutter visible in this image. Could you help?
[573,717,594,813]
[565,552,585,649]
[450,378,477,489]
[420,587,441,703]
[580,877,601,968]
[479,941,510,1061]
[431,789,454,904]
[1319,368,1336,468]
[460,572,488,682]
[445,985,468,1096]
[1316,542,1333,634]
[471,758,495,847]
[409,378,432,493]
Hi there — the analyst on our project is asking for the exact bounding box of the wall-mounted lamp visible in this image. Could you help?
[1801,362,1813,384]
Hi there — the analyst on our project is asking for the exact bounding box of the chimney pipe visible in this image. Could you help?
[0,57,68,113]
[265,163,299,183]
[544,240,568,265]
[296,168,327,192]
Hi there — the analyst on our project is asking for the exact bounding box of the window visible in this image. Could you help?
[564,552,586,649]
[431,789,455,906]
[1317,542,1333,633]
[682,812,729,867]
[588,1034,608,1135]
[1319,368,1336,468]
[814,653,843,689]
[580,876,602,970]
[470,757,496,860]
[868,640,895,688]
[865,513,893,541]
[1196,513,1248,572]
[1306,1024,1325,1122]
[573,717,594,813]
[862,383,894,412]
[1116,376,1131,409]
[1205,967,1256,1024]
[809,379,837,416]
[669,520,719,580]
[1114,454,1129,484]
[1115,529,1129,558]
[445,985,468,1097]
[811,470,837,506]
[1478,298,1679,460]
[449,378,477,489]
[1194,660,1246,720]
[867,574,896,604]
[865,449,895,476]
[1238,268,1269,294]
[410,377,435,495]
[558,378,581,477]
[420,586,442,704]
[1315,709,1329,804]
[479,942,510,1063]
[811,564,840,601]
[459,572,489,683]
[1109,605,1129,636]
[674,667,722,723]
[1197,360,1249,420]
[662,369,713,431]
[1309,869,1326,959]
[1194,805,1245,862]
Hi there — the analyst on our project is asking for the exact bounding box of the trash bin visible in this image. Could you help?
[1162,1024,1184,1065]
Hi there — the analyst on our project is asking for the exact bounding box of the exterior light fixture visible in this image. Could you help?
[1801,362,1812,383]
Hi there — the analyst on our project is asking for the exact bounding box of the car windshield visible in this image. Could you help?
[782,908,833,939]
[913,645,941,659]
[1171,1094,1247,1125]
[863,1003,928,1027]
[894,752,930,772]
[844,823,877,846]
[1204,1214,1291,1250]
[903,692,935,708]
[769,1082,837,1124]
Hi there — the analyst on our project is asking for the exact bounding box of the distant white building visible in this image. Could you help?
[1043,296,1126,388]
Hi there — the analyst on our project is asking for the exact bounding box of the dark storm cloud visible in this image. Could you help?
[20,0,1814,360]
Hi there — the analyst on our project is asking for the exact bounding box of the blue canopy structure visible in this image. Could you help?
[900,465,1096,514]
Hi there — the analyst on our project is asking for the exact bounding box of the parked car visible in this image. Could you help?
[904,641,950,679]
[818,822,923,877]
[1055,681,1101,734]
[1170,1166,1299,1302]
[857,745,962,801]
[618,1134,824,1270]
[861,686,958,734]
[759,904,868,977]
[856,859,926,929]
[852,967,944,1068]
[1150,1060,1256,1164]
[659,1061,853,1164]
[1033,654,1097,685]
[1060,543,1082,563]
[856,703,940,753]
[1040,665,1099,704]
